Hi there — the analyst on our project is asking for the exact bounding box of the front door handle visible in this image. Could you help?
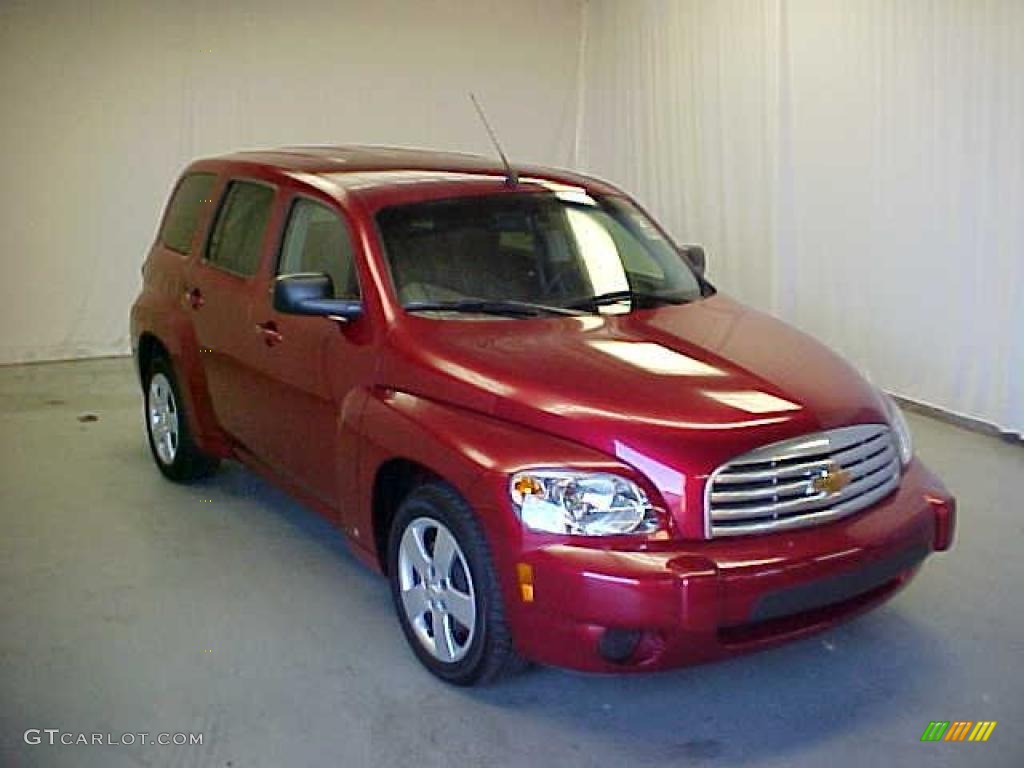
[256,320,283,347]
[185,286,204,310]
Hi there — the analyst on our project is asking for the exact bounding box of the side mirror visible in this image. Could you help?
[681,244,707,277]
[273,273,362,321]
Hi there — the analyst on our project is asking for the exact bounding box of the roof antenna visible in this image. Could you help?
[469,92,518,187]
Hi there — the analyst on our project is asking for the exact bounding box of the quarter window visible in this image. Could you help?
[277,199,359,299]
[206,181,275,276]
[160,173,216,254]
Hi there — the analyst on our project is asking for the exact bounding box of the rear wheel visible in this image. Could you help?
[388,483,525,685]
[144,356,219,483]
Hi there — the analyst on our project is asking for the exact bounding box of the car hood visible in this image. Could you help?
[380,294,888,513]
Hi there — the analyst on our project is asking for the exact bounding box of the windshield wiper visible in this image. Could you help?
[404,298,586,318]
[567,289,689,311]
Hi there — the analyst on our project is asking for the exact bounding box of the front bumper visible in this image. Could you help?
[503,460,955,672]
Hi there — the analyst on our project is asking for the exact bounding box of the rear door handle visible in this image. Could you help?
[185,287,204,310]
[256,320,283,347]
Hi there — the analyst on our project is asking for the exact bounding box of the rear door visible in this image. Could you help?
[185,178,277,453]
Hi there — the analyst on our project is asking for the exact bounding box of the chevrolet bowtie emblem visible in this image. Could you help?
[811,464,852,495]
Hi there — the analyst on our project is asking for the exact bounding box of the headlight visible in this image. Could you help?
[882,394,913,467]
[509,470,660,536]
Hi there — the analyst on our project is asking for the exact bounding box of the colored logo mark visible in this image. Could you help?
[921,721,997,742]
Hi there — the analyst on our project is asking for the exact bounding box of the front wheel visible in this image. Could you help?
[388,483,525,685]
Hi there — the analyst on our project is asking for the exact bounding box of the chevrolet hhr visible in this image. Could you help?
[130,146,956,685]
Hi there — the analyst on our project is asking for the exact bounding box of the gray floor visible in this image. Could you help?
[1,357,1021,768]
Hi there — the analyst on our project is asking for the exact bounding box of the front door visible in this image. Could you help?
[243,194,371,508]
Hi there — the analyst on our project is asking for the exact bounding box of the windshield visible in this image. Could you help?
[376,191,709,315]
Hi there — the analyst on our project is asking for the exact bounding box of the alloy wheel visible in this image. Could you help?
[148,372,179,466]
[397,517,477,663]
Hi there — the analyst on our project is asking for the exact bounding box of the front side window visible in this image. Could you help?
[277,199,359,299]
[160,173,216,254]
[206,181,275,276]
[376,191,708,315]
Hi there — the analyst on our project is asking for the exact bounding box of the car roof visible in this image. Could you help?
[205,145,621,202]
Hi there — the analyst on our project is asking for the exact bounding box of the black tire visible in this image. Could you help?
[388,482,526,685]
[143,355,219,483]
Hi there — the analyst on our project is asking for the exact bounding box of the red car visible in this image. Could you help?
[130,146,955,685]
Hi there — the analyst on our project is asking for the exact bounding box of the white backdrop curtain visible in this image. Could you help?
[578,0,1024,436]
[0,0,582,365]
[2,0,1021,436]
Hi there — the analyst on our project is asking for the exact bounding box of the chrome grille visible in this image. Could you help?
[706,424,900,537]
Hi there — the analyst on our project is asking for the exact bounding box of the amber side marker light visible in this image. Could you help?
[516,562,534,603]
[924,493,956,551]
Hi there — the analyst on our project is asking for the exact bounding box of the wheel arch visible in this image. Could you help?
[370,458,442,575]
[136,332,169,385]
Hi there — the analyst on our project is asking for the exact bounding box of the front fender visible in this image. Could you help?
[353,388,642,572]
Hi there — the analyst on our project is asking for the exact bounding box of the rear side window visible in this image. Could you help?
[160,173,216,254]
[277,199,360,299]
[205,181,275,276]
